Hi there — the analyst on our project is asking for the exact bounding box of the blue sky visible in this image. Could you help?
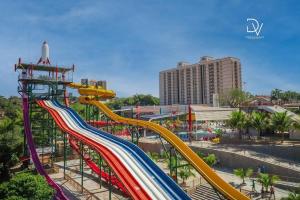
[0,0,299,97]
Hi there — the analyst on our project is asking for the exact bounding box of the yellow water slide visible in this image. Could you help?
[78,96,249,200]
[68,83,116,98]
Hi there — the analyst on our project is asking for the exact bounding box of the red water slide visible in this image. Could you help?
[37,100,150,200]
[68,138,128,195]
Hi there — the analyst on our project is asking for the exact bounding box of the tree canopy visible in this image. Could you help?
[219,89,253,108]
[0,96,23,180]
[0,172,54,200]
[271,89,300,103]
[106,94,160,110]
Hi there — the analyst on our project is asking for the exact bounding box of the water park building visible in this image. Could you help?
[159,56,242,105]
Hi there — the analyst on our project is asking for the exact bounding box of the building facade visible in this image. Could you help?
[159,56,242,105]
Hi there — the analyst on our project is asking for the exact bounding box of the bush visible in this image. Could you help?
[0,172,54,200]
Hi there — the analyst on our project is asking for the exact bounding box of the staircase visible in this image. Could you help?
[190,185,225,200]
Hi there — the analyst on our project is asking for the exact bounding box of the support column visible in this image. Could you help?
[106,116,109,132]
[99,155,102,188]
[63,133,67,179]
[109,166,112,200]
[80,142,84,193]
[50,118,54,167]
[175,150,178,183]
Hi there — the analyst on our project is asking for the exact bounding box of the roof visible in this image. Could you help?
[141,112,186,120]
[190,105,235,112]
[191,105,236,121]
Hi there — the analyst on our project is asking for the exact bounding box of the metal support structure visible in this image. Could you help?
[109,166,112,200]
[63,133,67,179]
[158,135,170,160]
[99,155,102,188]
[106,115,109,132]
[169,147,178,183]
[80,142,84,193]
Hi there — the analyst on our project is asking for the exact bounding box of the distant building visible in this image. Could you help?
[159,56,242,105]
[250,95,272,106]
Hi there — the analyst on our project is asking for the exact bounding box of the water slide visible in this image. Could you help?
[22,96,68,200]
[68,137,128,195]
[38,100,190,200]
[80,97,249,200]
[68,83,116,99]
[51,100,190,199]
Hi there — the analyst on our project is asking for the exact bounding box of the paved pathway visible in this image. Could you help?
[215,168,290,199]
[49,160,127,200]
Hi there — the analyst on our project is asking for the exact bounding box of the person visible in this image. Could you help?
[251,179,256,192]
[270,185,275,200]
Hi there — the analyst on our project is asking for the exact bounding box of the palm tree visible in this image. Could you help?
[258,173,280,193]
[271,111,294,142]
[178,165,195,185]
[233,168,253,184]
[271,89,282,101]
[227,110,248,139]
[251,111,269,137]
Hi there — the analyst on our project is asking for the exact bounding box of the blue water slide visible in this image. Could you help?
[52,100,190,200]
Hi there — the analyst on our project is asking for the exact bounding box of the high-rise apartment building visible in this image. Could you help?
[159,56,242,105]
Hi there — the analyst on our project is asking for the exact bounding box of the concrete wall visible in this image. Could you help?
[139,141,300,182]
[219,140,300,163]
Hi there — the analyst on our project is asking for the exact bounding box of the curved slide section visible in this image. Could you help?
[81,98,249,200]
[22,96,68,200]
[37,101,151,200]
[68,137,128,195]
[68,83,115,99]
[52,100,190,200]
[38,100,187,200]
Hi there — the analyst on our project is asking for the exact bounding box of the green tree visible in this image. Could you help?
[271,111,294,142]
[203,154,217,167]
[251,111,269,137]
[258,173,280,193]
[220,89,252,108]
[196,151,205,159]
[0,117,23,181]
[227,110,248,139]
[178,165,195,185]
[233,168,253,184]
[0,172,54,200]
[271,89,283,101]
[106,94,159,110]
[71,102,86,118]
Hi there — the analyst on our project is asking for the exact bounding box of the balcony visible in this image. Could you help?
[18,73,73,84]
